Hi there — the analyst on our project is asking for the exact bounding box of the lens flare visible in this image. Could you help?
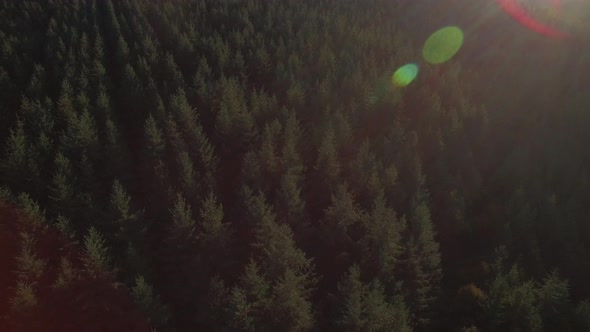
[494,0,568,38]
[392,63,419,87]
[422,26,464,64]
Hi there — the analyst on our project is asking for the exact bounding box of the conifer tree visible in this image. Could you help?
[214,76,256,149]
[230,193,316,331]
[198,193,230,258]
[403,202,442,330]
[103,116,129,182]
[132,275,171,329]
[142,114,172,213]
[321,184,362,252]
[169,88,216,192]
[360,194,405,287]
[162,52,185,97]
[61,108,99,160]
[313,125,341,210]
[83,226,111,277]
[158,193,200,328]
[539,271,570,331]
[107,180,147,275]
[48,152,76,218]
[229,260,272,331]
[1,120,41,196]
[337,265,412,332]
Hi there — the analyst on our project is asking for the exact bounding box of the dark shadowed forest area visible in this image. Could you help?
[1,0,590,331]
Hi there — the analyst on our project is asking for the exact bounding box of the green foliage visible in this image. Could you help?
[215,76,256,145]
[337,265,412,332]
[52,257,79,289]
[170,192,194,230]
[229,260,271,331]
[49,153,74,200]
[17,193,46,226]
[2,121,41,194]
[314,126,341,192]
[103,116,129,180]
[11,281,38,311]
[229,194,316,331]
[0,186,12,201]
[539,271,571,330]
[403,202,442,329]
[250,194,314,281]
[198,193,228,248]
[82,226,111,275]
[15,232,45,282]
[63,108,99,155]
[132,275,171,328]
[107,180,147,277]
[143,114,165,160]
[484,264,542,331]
[1,0,589,331]
[360,194,405,285]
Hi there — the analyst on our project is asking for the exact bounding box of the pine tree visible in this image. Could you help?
[360,194,405,287]
[15,232,45,283]
[337,265,365,331]
[198,193,230,255]
[120,64,143,122]
[348,139,382,208]
[52,256,80,290]
[17,193,47,226]
[321,184,362,252]
[1,120,41,196]
[161,52,185,97]
[169,88,216,193]
[230,193,316,331]
[57,79,77,126]
[107,180,147,275]
[249,194,314,282]
[313,125,341,211]
[246,120,281,194]
[277,169,307,233]
[61,108,99,160]
[48,152,76,218]
[116,35,130,67]
[269,268,315,332]
[336,265,412,332]
[25,64,46,101]
[159,193,200,328]
[229,260,272,331]
[95,84,111,124]
[11,281,38,311]
[214,76,256,149]
[143,114,165,161]
[82,226,111,277]
[177,150,197,200]
[103,116,129,182]
[281,111,304,172]
[539,271,570,331]
[403,202,442,330]
[142,114,171,213]
[486,264,543,331]
[131,275,171,329]
[315,125,341,184]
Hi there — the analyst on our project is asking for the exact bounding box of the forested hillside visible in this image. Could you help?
[1,0,590,331]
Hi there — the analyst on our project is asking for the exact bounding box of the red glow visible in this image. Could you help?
[495,0,568,38]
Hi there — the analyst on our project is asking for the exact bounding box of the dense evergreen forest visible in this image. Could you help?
[1,0,590,331]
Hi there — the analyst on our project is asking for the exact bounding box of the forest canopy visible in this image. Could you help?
[1,0,590,331]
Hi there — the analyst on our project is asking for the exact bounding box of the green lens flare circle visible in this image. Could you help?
[392,63,419,87]
[422,26,464,64]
